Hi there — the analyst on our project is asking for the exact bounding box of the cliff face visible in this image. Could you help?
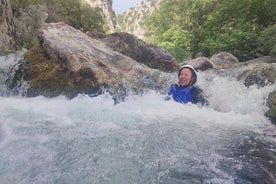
[0,0,16,51]
[0,0,157,52]
[116,0,163,40]
[10,0,117,50]
[86,0,116,32]
[13,4,48,49]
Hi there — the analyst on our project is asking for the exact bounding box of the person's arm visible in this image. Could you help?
[191,86,209,105]
[164,84,177,101]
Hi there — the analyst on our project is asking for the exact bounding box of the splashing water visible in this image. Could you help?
[1,90,276,183]
[0,51,28,96]
[0,53,276,184]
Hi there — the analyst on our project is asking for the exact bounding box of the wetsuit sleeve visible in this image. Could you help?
[190,86,209,105]
[164,84,176,101]
[168,84,176,96]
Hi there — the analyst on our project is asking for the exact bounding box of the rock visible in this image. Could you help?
[245,56,276,64]
[33,22,156,98]
[183,57,213,71]
[210,52,239,69]
[237,64,276,88]
[87,32,178,72]
[265,91,276,125]
[0,0,16,52]
[237,56,276,87]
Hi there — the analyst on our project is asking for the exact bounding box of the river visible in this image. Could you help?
[0,52,275,184]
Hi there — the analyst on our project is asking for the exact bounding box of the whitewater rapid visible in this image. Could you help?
[1,52,276,183]
[0,74,275,183]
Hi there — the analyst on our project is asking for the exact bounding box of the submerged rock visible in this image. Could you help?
[238,65,276,88]
[265,91,276,125]
[213,57,275,124]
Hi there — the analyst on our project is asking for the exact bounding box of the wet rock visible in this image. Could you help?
[237,64,276,88]
[265,91,276,125]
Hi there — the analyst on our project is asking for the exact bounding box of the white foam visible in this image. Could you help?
[0,74,275,184]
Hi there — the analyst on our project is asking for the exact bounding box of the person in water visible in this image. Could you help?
[165,65,208,105]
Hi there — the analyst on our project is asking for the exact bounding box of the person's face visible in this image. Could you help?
[178,68,192,87]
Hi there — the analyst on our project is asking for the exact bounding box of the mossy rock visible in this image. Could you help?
[24,46,101,98]
[265,91,276,125]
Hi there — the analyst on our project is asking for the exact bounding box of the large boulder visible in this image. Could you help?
[183,57,213,71]
[210,52,239,69]
[27,22,165,98]
[86,32,178,72]
[0,0,16,52]
[245,56,276,64]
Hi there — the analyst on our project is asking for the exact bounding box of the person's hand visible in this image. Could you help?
[164,96,171,101]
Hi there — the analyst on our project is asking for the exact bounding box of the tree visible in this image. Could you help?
[145,0,218,62]
[145,0,276,62]
[10,0,106,49]
[193,0,275,61]
[257,24,276,55]
[11,0,43,9]
[49,0,105,32]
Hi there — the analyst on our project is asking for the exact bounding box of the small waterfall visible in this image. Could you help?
[0,51,28,97]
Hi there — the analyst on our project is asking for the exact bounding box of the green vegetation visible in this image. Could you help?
[11,0,106,49]
[116,14,125,32]
[16,8,43,49]
[258,24,276,56]
[11,0,44,9]
[24,46,67,97]
[145,0,276,62]
[11,0,276,62]
[48,0,105,32]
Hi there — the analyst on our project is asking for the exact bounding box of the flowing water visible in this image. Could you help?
[0,53,276,184]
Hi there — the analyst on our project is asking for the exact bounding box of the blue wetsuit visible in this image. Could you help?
[167,84,208,105]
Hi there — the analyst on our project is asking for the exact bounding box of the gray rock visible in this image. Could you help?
[210,52,239,69]
[245,56,276,64]
[36,22,155,97]
[0,0,16,52]
[87,32,178,72]
[238,64,276,88]
[183,57,213,71]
